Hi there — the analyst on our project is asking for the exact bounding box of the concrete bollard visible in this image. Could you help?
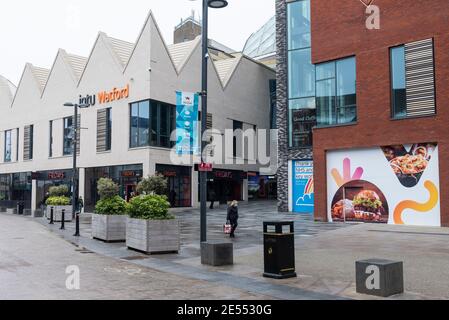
[356,258,404,297]
[201,241,233,266]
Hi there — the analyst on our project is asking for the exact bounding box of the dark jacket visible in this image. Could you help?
[227,206,239,223]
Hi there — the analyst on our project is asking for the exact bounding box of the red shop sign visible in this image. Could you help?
[199,163,213,172]
[47,172,66,180]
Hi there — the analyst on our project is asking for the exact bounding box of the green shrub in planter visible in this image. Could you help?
[127,194,173,220]
[137,174,168,196]
[97,178,120,199]
[48,185,69,197]
[95,196,128,215]
[46,196,71,206]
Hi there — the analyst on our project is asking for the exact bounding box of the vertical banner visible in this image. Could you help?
[176,91,199,155]
[292,160,314,213]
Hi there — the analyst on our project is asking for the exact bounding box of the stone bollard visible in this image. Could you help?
[201,241,233,266]
[356,259,404,297]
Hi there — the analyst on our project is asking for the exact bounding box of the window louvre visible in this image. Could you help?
[404,38,436,117]
[97,109,108,152]
[23,125,33,161]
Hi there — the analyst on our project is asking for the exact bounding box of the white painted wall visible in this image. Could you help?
[0,12,275,208]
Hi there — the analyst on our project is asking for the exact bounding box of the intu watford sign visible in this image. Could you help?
[79,84,130,107]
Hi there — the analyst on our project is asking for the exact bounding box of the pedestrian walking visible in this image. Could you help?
[226,200,239,238]
[209,188,217,209]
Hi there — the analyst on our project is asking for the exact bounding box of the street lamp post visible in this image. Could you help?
[64,102,89,237]
[199,0,228,243]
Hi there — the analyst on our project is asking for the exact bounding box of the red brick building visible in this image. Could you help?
[311,0,449,226]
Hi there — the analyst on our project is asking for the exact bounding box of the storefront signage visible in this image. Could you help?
[176,91,199,155]
[199,163,213,172]
[292,160,314,213]
[78,84,129,107]
[47,171,66,180]
[327,143,440,226]
[121,170,141,178]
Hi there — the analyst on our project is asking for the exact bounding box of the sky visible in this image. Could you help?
[0,0,274,85]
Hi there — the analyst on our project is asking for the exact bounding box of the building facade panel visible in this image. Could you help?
[309,0,449,226]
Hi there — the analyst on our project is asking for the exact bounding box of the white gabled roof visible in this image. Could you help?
[0,75,17,100]
[107,36,135,67]
[212,53,243,88]
[167,36,201,73]
[65,52,88,81]
[30,65,50,93]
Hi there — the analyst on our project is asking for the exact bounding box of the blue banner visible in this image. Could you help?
[292,160,314,213]
[176,92,199,155]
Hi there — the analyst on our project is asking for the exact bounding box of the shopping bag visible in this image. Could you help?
[223,222,232,234]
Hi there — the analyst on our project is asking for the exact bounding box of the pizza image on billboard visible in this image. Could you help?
[381,143,437,188]
[331,180,389,223]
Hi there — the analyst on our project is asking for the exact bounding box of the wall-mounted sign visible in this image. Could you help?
[176,91,199,155]
[78,84,129,107]
[292,160,314,213]
[121,170,141,178]
[199,163,213,172]
[47,172,66,180]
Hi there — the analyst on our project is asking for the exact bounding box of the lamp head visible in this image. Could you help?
[207,0,228,9]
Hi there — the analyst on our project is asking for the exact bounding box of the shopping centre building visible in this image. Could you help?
[0,12,275,212]
[277,0,449,227]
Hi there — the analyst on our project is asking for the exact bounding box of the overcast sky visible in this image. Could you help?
[0,0,274,85]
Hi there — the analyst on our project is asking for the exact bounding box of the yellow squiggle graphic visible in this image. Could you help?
[394,181,439,225]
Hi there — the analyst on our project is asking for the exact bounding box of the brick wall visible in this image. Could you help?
[311,0,449,225]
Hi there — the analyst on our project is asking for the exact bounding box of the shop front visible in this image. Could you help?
[327,142,441,227]
[248,172,277,201]
[204,169,246,204]
[156,164,192,208]
[0,172,32,209]
[84,164,143,211]
[34,170,73,210]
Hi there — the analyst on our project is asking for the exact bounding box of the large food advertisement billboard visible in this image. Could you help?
[327,143,440,227]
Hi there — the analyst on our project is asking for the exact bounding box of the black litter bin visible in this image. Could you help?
[17,202,25,215]
[263,221,297,279]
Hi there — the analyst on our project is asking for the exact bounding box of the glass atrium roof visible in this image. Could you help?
[243,16,276,59]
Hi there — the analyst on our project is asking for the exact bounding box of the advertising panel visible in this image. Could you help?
[176,92,199,155]
[327,143,440,226]
[292,160,314,213]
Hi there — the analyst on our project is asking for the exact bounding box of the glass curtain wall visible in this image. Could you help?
[287,0,316,148]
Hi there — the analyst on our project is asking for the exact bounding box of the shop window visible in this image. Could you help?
[130,100,176,149]
[49,121,53,157]
[4,130,12,162]
[233,120,243,158]
[316,56,357,126]
[390,39,435,118]
[63,116,73,156]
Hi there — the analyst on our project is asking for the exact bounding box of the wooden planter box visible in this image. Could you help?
[126,218,180,254]
[46,206,72,222]
[92,214,127,242]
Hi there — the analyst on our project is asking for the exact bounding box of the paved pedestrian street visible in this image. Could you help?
[2,201,449,300]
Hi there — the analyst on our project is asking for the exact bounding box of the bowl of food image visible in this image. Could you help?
[389,153,429,187]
